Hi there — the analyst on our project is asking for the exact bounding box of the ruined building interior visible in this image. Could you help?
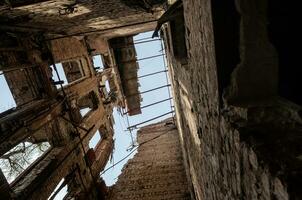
[0,0,301,199]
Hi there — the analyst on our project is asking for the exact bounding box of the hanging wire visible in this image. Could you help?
[160,38,175,120]
[100,128,173,176]
[118,108,128,129]
[137,54,165,61]
[50,60,97,191]
[125,112,136,151]
[127,111,174,131]
[115,109,136,151]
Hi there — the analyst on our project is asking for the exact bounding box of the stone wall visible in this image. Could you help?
[163,0,301,199]
[108,119,191,200]
[51,37,88,62]
[0,0,164,36]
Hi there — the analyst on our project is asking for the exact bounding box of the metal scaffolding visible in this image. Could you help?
[137,54,165,61]
[123,97,172,115]
[124,36,175,131]
[125,69,168,82]
[127,111,175,131]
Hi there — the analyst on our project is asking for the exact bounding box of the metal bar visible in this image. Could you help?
[134,36,153,42]
[137,54,165,61]
[138,70,168,79]
[127,111,175,130]
[134,39,161,45]
[124,97,172,114]
[125,70,168,81]
[114,39,162,49]
[160,39,175,121]
[126,84,171,98]
[140,84,171,95]
[125,112,135,149]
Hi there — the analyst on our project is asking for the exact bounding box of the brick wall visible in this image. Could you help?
[108,119,191,200]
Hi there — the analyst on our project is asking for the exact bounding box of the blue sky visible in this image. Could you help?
[0,31,173,196]
[0,72,16,111]
[101,31,173,186]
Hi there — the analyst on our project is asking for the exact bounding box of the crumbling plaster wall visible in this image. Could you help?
[0,0,163,36]
[164,0,301,199]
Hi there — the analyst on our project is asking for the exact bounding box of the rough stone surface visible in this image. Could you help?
[108,119,191,200]
[0,0,163,35]
[163,0,296,199]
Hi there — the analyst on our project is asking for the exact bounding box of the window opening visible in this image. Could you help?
[102,80,116,105]
[48,178,68,200]
[50,63,68,88]
[89,130,101,149]
[80,107,91,117]
[92,54,104,72]
[105,80,110,93]
[0,140,50,183]
[62,61,84,83]
[78,91,99,118]
[0,72,16,113]
[211,0,240,104]
[50,60,85,89]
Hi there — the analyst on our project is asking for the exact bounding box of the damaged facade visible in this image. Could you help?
[0,0,163,198]
[0,0,301,200]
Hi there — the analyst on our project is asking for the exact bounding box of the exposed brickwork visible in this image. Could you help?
[108,119,191,200]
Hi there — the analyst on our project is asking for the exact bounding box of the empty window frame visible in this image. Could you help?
[50,60,85,89]
[0,140,50,183]
[89,130,102,149]
[92,54,104,72]
[78,91,99,118]
[102,80,117,105]
[0,72,16,113]
[105,80,111,94]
